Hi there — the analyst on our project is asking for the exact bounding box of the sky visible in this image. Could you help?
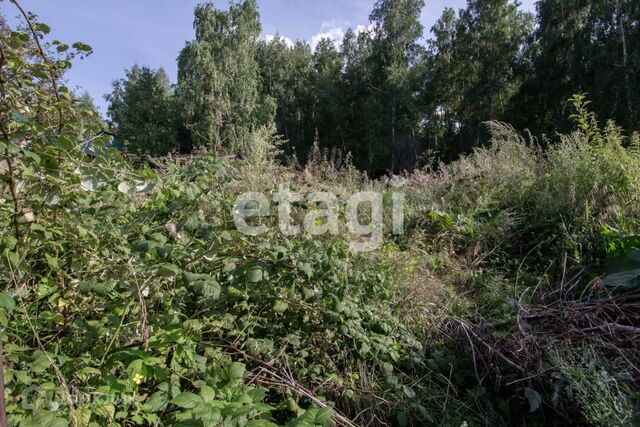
[3,0,535,115]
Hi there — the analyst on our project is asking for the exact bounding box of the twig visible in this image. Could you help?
[579,322,640,335]
[222,344,357,427]
[453,318,525,374]
[9,0,64,133]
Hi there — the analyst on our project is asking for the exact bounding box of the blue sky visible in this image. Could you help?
[4,0,535,115]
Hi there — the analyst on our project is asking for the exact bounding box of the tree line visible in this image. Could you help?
[106,0,640,175]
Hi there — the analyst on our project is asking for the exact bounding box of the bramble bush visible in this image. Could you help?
[0,12,427,426]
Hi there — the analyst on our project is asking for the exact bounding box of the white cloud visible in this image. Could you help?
[310,20,374,51]
[310,20,349,51]
[260,34,294,48]
[263,20,374,53]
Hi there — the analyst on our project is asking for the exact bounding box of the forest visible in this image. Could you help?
[1,0,640,426]
[104,0,640,175]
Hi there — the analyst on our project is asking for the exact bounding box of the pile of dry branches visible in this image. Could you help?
[444,275,640,392]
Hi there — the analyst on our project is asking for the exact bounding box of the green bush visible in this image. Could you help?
[407,109,640,270]
[0,18,425,426]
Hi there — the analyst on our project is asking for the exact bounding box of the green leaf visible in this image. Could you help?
[273,300,288,313]
[247,267,264,283]
[77,280,116,296]
[2,235,17,250]
[247,421,278,427]
[57,136,73,150]
[45,418,69,427]
[133,240,156,253]
[5,250,19,267]
[222,260,237,273]
[298,262,313,278]
[31,351,52,373]
[226,362,246,381]
[72,42,93,52]
[283,333,301,346]
[71,407,91,426]
[148,233,168,244]
[23,149,41,164]
[204,279,222,299]
[35,23,51,34]
[199,385,216,402]
[314,408,333,424]
[402,385,416,399]
[93,403,116,420]
[171,392,203,409]
[144,391,169,412]
[0,293,16,312]
[158,263,180,278]
[45,254,59,269]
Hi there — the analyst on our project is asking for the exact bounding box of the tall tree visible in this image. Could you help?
[106,65,177,155]
[177,0,272,152]
[523,0,640,135]
[340,27,381,172]
[370,0,425,172]
[312,38,346,151]
[423,0,533,158]
[256,38,315,158]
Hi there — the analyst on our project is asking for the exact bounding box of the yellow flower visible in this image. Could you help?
[132,373,144,385]
[57,299,66,310]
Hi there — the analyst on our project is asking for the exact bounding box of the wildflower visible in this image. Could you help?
[132,373,144,385]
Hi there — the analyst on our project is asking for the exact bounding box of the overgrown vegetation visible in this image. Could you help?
[2,1,640,427]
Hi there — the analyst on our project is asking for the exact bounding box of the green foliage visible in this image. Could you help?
[523,0,640,136]
[0,13,427,426]
[106,65,178,156]
[256,38,315,160]
[369,0,425,172]
[255,0,427,174]
[552,349,634,427]
[177,0,274,152]
[423,0,534,158]
[61,0,640,174]
[20,0,639,174]
[399,102,640,424]
[407,110,640,270]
